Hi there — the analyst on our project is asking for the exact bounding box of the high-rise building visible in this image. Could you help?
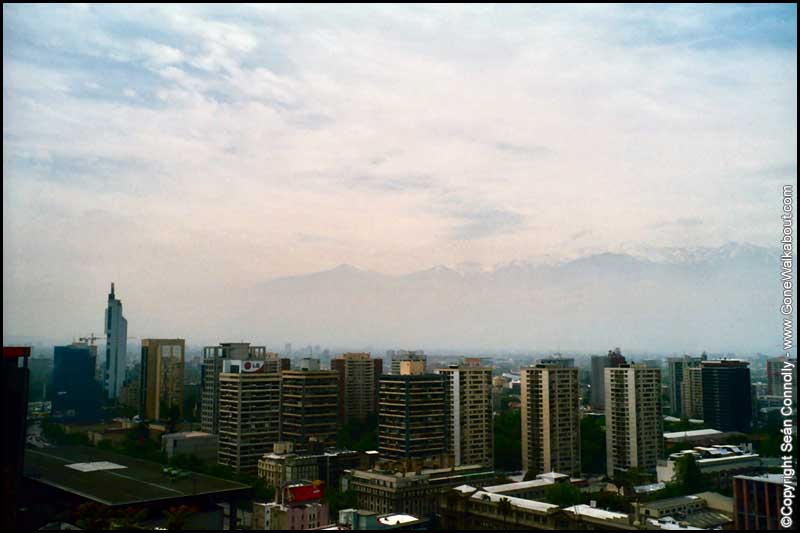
[52,342,100,421]
[2,347,30,531]
[437,360,493,468]
[605,364,663,477]
[766,355,793,396]
[590,348,626,411]
[681,366,704,420]
[733,474,784,530]
[104,283,128,399]
[280,369,339,449]
[535,355,574,368]
[701,360,752,433]
[200,343,279,434]
[331,353,383,423]
[140,338,185,421]
[667,354,705,417]
[217,359,281,474]
[378,373,446,461]
[388,350,426,375]
[521,363,580,476]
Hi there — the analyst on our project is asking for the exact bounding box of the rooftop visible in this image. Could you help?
[24,446,250,506]
[469,491,558,513]
[562,504,629,521]
[663,429,723,439]
[734,473,785,485]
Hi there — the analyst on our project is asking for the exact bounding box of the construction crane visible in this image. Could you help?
[78,333,137,345]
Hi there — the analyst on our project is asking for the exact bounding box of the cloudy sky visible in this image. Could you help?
[3,4,796,343]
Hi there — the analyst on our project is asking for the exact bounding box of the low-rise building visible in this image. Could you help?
[162,431,218,462]
[345,463,496,518]
[318,509,430,530]
[257,443,365,491]
[657,444,761,489]
[439,485,563,530]
[632,493,733,529]
[480,472,572,500]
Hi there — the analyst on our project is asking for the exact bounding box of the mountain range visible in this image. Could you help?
[226,242,786,354]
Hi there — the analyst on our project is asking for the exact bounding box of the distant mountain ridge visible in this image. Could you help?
[235,242,786,353]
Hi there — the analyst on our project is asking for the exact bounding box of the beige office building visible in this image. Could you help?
[681,366,704,420]
[605,364,663,477]
[520,364,580,476]
[437,360,493,468]
[217,359,281,474]
[280,370,339,448]
[140,338,185,421]
[331,352,383,423]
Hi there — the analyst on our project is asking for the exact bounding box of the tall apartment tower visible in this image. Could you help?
[667,354,705,417]
[681,366,704,420]
[701,360,752,433]
[388,350,426,375]
[331,353,383,423]
[437,359,493,467]
[378,373,446,461]
[201,343,279,434]
[280,369,339,449]
[140,338,185,421]
[104,283,128,399]
[217,359,281,474]
[521,363,581,476]
[605,364,663,477]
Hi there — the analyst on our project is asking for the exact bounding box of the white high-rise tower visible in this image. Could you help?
[105,282,128,399]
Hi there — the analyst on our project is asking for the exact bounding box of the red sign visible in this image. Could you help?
[3,346,31,359]
[286,482,325,503]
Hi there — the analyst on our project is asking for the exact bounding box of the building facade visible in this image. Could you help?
[521,364,581,476]
[438,361,493,468]
[681,366,704,420]
[52,342,100,421]
[280,370,339,448]
[667,354,704,417]
[331,353,383,423]
[104,283,128,399]
[388,350,426,375]
[140,338,185,421]
[217,359,281,474]
[701,360,752,433]
[378,374,446,461]
[200,343,279,434]
[605,364,663,477]
[733,474,783,530]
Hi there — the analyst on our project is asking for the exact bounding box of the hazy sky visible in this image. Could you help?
[3,4,797,342]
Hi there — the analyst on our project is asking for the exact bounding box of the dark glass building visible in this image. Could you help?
[701,359,752,433]
[53,342,101,421]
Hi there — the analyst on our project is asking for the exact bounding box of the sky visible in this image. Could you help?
[3,4,797,345]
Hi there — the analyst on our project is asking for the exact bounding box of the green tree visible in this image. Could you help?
[493,409,522,471]
[580,415,606,474]
[163,505,198,530]
[672,454,708,494]
[544,482,582,507]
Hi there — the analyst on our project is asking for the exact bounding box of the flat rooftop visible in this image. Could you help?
[663,429,723,439]
[24,446,250,506]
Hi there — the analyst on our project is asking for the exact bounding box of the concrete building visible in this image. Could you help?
[437,360,493,468]
[521,364,581,477]
[767,355,794,396]
[201,343,279,434]
[481,472,572,500]
[701,360,752,433]
[535,355,574,367]
[140,338,185,421]
[346,464,496,518]
[253,500,329,530]
[217,359,281,474]
[378,374,446,461]
[658,444,761,490]
[438,485,561,530]
[388,350,426,375]
[667,354,705,417]
[605,364,663,477]
[327,509,430,530]
[257,443,364,491]
[332,353,383,423]
[733,473,783,530]
[104,283,128,399]
[52,342,100,421]
[280,369,339,449]
[119,379,140,411]
[590,348,626,411]
[632,492,733,530]
[681,366,704,421]
[162,431,218,462]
